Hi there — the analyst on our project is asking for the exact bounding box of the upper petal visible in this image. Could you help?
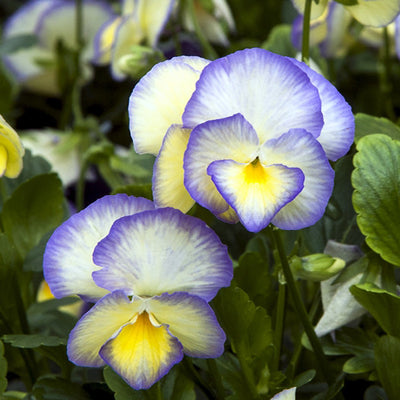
[182,48,323,144]
[259,129,334,230]
[288,58,354,161]
[43,194,155,301]
[148,292,226,358]
[152,125,195,213]
[208,160,304,232]
[67,290,142,367]
[128,56,210,155]
[346,0,400,27]
[100,309,183,390]
[184,113,260,215]
[92,208,233,302]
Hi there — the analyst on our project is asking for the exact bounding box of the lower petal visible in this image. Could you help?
[208,159,304,232]
[148,292,226,358]
[100,310,183,390]
[153,125,195,213]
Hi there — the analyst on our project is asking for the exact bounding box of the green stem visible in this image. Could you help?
[73,0,84,125]
[183,357,215,399]
[206,358,225,400]
[236,347,258,399]
[185,0,218,60]
[271,228,331,383]
[380,261,397,294]
[301,0,313,65]
[272,281,286,372]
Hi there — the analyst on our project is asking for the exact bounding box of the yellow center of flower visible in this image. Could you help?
[243,158,268,184]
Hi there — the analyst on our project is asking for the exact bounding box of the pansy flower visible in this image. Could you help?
[93,0,175,80]
[0,115,25,178]
[129,48,354,232]
[43,194,232,389]
[2,0,113,96]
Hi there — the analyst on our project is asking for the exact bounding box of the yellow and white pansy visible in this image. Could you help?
[43,194,232,389]
[0,115,25,179]
[2,0,113,95]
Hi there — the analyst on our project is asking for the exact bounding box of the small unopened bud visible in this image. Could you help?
[290,253,346,282]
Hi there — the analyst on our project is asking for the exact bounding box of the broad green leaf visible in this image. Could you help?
[355,113,400,143]
[0,340,7,394]
[343,354,374,374]
[375,335,400,400]
[2,334,67,348]
[350,283,400,337]
[33,376,90,400]
[352,134,400,266]
[2,392,28,399]
[1,173,64,257]
[261,25,296,57]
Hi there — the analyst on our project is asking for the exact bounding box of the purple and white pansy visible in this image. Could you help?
[43,194,232,390]
[129,47,354,232]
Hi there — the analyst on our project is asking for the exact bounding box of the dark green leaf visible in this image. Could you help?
[112,183,153,200]
[261,24,296,57]
[2,334,67,348]
[0,340,7,394]
[364,385,388,400]
[355,113,400,143]
[335,0,358,5]
[350,283,400,337]
[1,173,64,257]
[352,134,400,266]
[343,354,375,374]
[33,376,90,400]
[375,335,400,400]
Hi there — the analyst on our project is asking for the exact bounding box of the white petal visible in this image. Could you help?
[346,0,400,27]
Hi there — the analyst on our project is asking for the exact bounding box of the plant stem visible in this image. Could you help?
[272,281,286,372]
[183,357,215,399]
[206,358,225,400]
[301,0,313,65]
[73,0,84,125]
[271,228,331,383]
[236,347,258,399]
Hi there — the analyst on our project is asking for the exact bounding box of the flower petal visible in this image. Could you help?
[67,290,141,367]
[92,208,232,302]
[288,58,354,161]
[152,125,195,212]
[184,114,260,215]
[92,16,121,65]
[43,194,155,301]
[208,160,304,232]
[258,129,334,230]
[129,56,210,155]
[148,292,225,358]
[271,387,297,400]
[346,0,400,27]
[291,0,328,20]
[182,48,323,144]
[100,309,183,390]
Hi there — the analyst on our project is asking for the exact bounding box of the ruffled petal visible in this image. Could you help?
[258,129,334,230]
[43,194,155,301]
[152,125,195,212]
[129,56,210,155]
[346,0,400,27]
[208,160,304,232]
[288,58,354,161]
[100,309,183,390]
[93,16,122,65]
[67,290,142,367]
[182,48,323,144]
[148,292,225,358]
[184,114,260,215]
[92,208,232,302]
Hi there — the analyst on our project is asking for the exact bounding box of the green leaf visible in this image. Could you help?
[261,25,296,57]
[0,35,38,56]
[343,354,375,374]
[350,283,400,337]
[375,335,400,400]
[112,183,153,200]
[364,385,388,400]
[1,173,64,257]
[0,340,7,394]
[354,113,400,144]
[335,0,358,5]
[2,334,67,348]
[352,134,400,266]
[33,376,90,400]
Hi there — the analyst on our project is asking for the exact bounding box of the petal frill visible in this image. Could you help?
[92,208,232,302]
[182,48,323,144]
[67,290,142,367]
[129,56,210,156]
[183,113,260,215]
[152,125,195,212]
[346,0,400,27]
[136,0,175,47]
[288,58,354,161]
[258,129,334,230]
[100,308,183,390]
[208,160,305,233]
[43,194,155,301]
[148,292,226,358]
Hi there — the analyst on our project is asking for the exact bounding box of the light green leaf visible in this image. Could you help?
[261,25,296,57]
[0,340,7,394]
[375,335,400,400]
[350,283,400,337]
[112,183,153,200]
[355,113,400,143]
[343,354,374,374]
[1,173,64,257]
[352,134,400,266]
[2,334,67,348]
